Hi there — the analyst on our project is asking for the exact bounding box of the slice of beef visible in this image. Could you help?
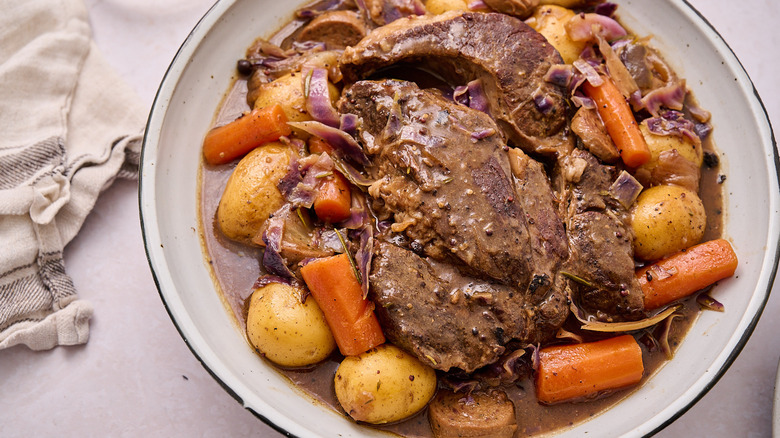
[558,149,644,319]
[370,241,520,372]
[344,80,570,370]
[370,241,567,372]
[340,79,534,288]
[507,148,569,305]
[339,11,571,157]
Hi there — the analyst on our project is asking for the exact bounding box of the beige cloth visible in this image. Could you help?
[0,0,145,350]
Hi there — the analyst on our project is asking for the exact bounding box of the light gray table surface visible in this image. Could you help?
[2,0,778,436]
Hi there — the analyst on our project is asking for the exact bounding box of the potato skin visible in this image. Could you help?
[334,344,437,424]
[426,0,469,15]
[216,142,292,243]
[637,123,703,175]
[246,283,336,368]
[631,185,707,261]
[526,5,585,64]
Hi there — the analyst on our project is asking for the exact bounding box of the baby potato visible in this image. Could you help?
[253,72,339,137]
[334,344,437,424]
[526,5,585,64]
[246,282,336,368]
[631,185,707,261]
[426,0,469,15]
[216,142,293,243]
[637,122,703,176]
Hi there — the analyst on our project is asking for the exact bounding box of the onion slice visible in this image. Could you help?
[571,302,682,332]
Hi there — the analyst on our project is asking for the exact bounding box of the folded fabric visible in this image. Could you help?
[0,0,146,350]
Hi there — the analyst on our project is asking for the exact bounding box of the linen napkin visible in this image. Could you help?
[0,0,146,350]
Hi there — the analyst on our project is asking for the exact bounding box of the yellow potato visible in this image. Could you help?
[637,122,703,176]
[526,5,585,64]
[253,72,339,138]
[334,344,437,424]
[426,0,469,14]
[631,185,707,261]
[246,282,336,368]
[216,142,293,243]
[538,0,589,7]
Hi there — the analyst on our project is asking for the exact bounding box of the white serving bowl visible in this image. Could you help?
[139,0,779,436]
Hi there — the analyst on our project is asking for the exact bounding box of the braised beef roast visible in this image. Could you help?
[340,79,570,371]
[334,10,645,372]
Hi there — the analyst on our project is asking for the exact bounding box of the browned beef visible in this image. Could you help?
[339,11,571,157]
[558,149,644,319]
[370,242,522,372]
[342,79,569,370]
[370,242,567,372]
[340,79,534,287]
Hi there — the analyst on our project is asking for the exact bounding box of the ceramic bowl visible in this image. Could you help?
[139,0,779,436]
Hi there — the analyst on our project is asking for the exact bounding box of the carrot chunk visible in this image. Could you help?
[637,238,738,310]
[313,171,352,223]
[202,104,291,165]
[301,254,385,356]
[536,335,644,404]
[582,76,651,168]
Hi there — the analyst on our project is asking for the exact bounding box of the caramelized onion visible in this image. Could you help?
[571,302,681,332]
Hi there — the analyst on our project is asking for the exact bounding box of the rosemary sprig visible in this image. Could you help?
[334,228,362,285]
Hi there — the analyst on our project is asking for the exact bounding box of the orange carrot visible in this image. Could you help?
[314,172,352,223]
[308,136,334,154]
[202,104,291,165]
[536,335,644,404]
[637,238,738,310]
[582,76,651,168]
[301,254,385,356]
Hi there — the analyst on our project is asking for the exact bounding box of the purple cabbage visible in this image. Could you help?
[640,81,687,117]
[467,79,489,113]
[645,110,699,142]
[609,170,644,209]
[697,293,725,312]
[261,205,296,280]
[288,120,370,166]
[340,191,370,230]
[305,68,340,127]
[567,12,628,42]
[354,223,374,298]
[594,2,618,17]
[532,87,554,114]
[573,58,604,87]
[544,64,574,88]
[339,113,359,136]
[253,274,293,289]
